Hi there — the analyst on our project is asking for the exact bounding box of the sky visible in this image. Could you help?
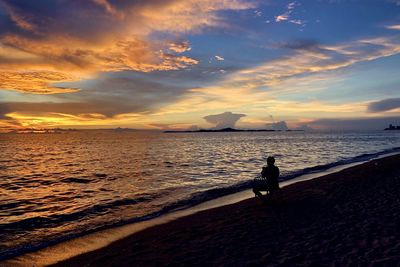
[0,0,400,132]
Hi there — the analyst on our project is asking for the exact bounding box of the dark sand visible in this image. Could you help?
[54,155,400,267]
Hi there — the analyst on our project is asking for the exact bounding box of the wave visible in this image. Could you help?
[0,196,156,233]
[1,147,400,260]
[157,147,400,212]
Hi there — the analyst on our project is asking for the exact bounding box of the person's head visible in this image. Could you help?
[267,156,275,166]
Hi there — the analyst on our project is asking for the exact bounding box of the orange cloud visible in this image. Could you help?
[275,14,289,22]
[137,0,255,33]
[3,110,157,130]
[169,41,192,53]
[0,0,254,95]
[0,71,79,94]
[0,35,199,93]
[5,112,111,127]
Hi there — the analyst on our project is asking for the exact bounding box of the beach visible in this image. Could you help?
[48,154,400,266]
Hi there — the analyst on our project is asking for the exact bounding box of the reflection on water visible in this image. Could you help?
[1,130,399,258]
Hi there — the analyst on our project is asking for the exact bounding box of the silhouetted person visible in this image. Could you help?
[253,156,280,198]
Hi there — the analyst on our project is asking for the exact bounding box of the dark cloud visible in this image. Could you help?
[280,39,322,52]
[0,101,123,117]
[309,117,400,131]
[367,98,400,112]
[0,102,11,119]
[279,39,338,58]
[0,76,186,117]
[114,66,232,88]
[76,77,187,116]
[0,0,136,40]
[0,63,242,119]
[61,70,220,116]
[203,112,246,129]
[188,125,200,131]
[294,124,314,131]
[266,121,288,131]
[0,0,251,41]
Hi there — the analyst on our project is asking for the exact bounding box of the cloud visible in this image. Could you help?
[92,0,123,18]
[0,102,11,119]
[0,71,79,94]
[386,0,400,6]
[275,14,289,22]
[149,123,200,131]
[153,35,400,127]
[203,111,246,129]
[254,10,262,17]
[294,124,314,131]
[169,41,192,53]
[289,19,304,25]
[386,24,400,30]
[4,111,109,128]
[266,121,288,131]
[0,0,255,37]
[0,59,246,129]
[0,35,199,94]
[279,39,322,52]
[188,125,200,131]
[0,0,255,94]
[308,117,400,131]
[367,98,400,112]
[224,36,400,89]
[2,2,36,31]
[288,2,297,10]
[0,64,236,128]
[0,102,122,118]
[275,1,303,24]
[129,0,256,34]
[215,55,225,61]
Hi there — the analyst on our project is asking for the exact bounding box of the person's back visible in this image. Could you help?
[262,163,279,191]
[253,156,280,198]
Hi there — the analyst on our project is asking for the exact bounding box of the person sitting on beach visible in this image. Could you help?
[253,156,280,198]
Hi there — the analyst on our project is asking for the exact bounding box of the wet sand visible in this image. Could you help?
[53,154,400,266]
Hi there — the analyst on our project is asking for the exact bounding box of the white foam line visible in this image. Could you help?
[3,152,399,267]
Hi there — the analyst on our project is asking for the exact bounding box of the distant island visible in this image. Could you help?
[384,124,400,130]
[164,127,303,133]
[3,127,137,134]
[113,127,137,132]
[6,128,78,134]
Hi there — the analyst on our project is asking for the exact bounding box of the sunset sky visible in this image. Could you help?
[0,0,400,131]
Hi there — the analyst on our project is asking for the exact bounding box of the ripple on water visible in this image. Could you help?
[93,173,108,178]
[61,177,93,184]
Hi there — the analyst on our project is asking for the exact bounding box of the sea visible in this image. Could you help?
[1,130,400,259]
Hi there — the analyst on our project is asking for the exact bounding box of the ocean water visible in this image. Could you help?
[1,130,400,259]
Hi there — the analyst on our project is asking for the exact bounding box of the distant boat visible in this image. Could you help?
[384,124,400,130]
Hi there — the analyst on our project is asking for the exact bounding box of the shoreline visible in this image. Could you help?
[55,153,400,266]
[3,151,399,266]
